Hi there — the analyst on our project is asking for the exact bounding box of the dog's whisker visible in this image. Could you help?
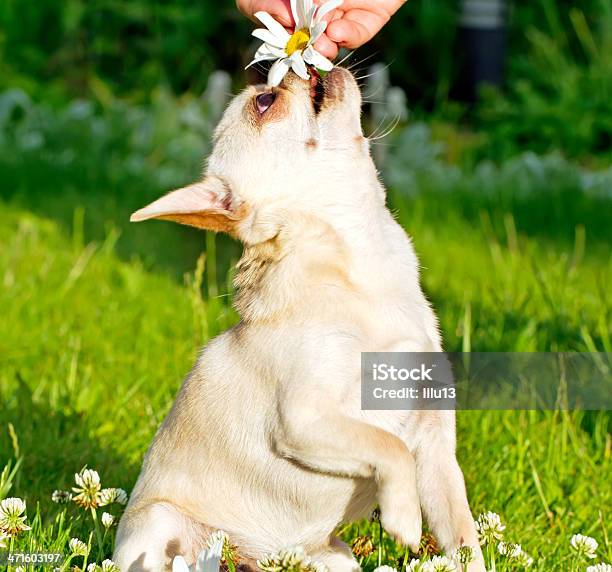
[367,116,401,141]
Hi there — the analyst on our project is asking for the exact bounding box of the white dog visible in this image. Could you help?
[114,68,485,572]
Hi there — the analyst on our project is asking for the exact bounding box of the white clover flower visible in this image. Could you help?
[257,545,329,571]
[15,567,25,572]
[205,530,229,550]
[570,534,598,559]
[373,567,398,572]
[173,541,229,572]
[498,542,533,567]
[421,555,457,572]
[587,564,612,572]
[101,559,120,572]
[87,564,100,572]
[73,469,102,509]
[69,537,89,556]
[52,490,73,504]
[247,0,343,86]
[199,531,225,571]
[0,497,31,536]
[101,512,115,528]
[99,487,128,506]
[517,552,534,568]
[451,545,475,565]
[172,533,232,572]
[475,512,506,545]
[498,542,523,558]
[406,560,422,572]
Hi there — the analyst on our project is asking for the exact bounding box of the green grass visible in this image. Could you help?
[1,171,610,570]
[0,89,610,572]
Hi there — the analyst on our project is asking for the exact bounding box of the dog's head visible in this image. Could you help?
[131,68,375,244]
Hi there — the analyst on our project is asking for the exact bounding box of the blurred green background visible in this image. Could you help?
[0,0,611,570]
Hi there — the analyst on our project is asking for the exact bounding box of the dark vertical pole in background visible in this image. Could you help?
[456,0,507,103]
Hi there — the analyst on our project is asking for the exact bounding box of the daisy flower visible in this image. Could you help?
[570,534,598,559]
[99,487,128,506]
[0,497,30,536]
[73,469,102,509]
[475,511,505,545]
[247,0,343,86]
[69,537,89,556]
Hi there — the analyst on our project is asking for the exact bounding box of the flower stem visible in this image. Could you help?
[488,544,496,572]
[8,535,14,572]
[91,507,104,559]
[378,520,383,567]
[59,555,74,572]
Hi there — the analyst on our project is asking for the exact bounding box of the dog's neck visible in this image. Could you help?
[233,212,354,324]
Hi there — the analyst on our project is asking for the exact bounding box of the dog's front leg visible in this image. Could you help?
[274,385,422,551]
[404,413,486,572]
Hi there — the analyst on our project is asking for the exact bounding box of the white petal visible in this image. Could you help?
[252,28,288,49]
[290,52,310,80]
[293,0,313,29]
[290,0,302,28]
[254,11,290,43]
[309,21,327,43]
[302,0,314,25]
[256,43,286,59]
[268,58,291,86]
[172,556,190,572]
[245,43,286,68]
[315,0,343,23]
[303,46,334,71]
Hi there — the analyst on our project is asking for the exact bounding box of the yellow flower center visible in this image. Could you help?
[285,28,310,56]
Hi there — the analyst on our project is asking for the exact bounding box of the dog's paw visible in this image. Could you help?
[379,501,422,552]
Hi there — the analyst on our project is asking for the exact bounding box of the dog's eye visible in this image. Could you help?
[255,92,276,115]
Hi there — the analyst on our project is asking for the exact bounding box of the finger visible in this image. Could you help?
[242,0,294,26]
[313,33,339,59]
[331,0,405,15]
[326,9,387,47]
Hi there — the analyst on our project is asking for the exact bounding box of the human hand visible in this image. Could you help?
[236,0,407,60]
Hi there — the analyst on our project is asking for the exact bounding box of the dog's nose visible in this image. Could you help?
[279,70,311,91]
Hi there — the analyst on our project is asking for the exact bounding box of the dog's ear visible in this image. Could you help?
[130,176,245,233]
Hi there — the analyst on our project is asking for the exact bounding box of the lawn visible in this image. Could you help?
[1,118,610,572]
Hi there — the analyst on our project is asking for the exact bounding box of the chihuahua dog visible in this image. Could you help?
[114,69,485,572]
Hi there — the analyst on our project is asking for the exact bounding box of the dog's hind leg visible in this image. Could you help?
[114,502,212,572]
